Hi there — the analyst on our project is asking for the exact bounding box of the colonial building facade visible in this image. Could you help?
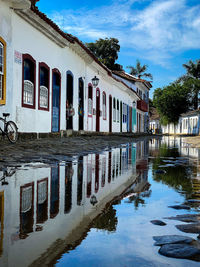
[112,71,151,133]
[0,0,151,134]
[161,110,200,135]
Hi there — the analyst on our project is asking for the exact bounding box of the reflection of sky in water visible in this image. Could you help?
[1,137,200,266]
[57,163,200,267]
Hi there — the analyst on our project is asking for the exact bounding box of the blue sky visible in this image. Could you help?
[37,0,200,98]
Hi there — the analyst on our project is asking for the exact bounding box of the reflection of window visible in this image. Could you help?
[65,164,73,213]
[38,181,47,204]
[77,157,83,206]
[39,63,49,110]
[0,38,6,105]
[87,162,92,197]
[88,85,93,115]
[103,92,106,120]
[22,186,32,213]
[20,183,34,239]
[37,179,48,224]
[22,54,36,108]
[101,156,106,187]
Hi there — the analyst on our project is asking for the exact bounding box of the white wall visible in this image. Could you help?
[1,2,142,134]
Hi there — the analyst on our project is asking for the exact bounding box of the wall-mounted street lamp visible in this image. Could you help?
[91,76,99,88]
[133,101,136,108]
[90,194,98,206]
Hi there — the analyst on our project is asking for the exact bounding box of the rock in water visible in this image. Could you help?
[176,223,200,234]
[150,220,166,226]
[168,205,190,210]
[153,235,194,246]
[159,243,200,259]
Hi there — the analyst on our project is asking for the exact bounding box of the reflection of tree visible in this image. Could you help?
[152,145,193,198]
[126,190,152,210]
[92,205,118,233]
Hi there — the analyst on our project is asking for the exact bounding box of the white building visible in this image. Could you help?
[0,0,147,135]
[112,71,152,133]
[161,110,200,135]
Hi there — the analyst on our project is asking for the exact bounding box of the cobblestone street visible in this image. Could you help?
[0,135,148,168]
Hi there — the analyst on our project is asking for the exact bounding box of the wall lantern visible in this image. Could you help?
[91,76,99,88]
[90,194,98,206]
[133,101,136,108]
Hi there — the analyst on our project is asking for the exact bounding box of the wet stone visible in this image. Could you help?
[153,235,194,246]
[150,220,166,226]
[187,199,200,204]
[176,223,200,234]
[168,204,191,210]
[165,214,200,223]
[158,243,200,260]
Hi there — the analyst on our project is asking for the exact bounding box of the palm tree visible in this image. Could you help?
[178,59,200,109]
[182,59,200,80]
[127,60,153,80]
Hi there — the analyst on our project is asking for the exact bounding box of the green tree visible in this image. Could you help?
[127,60,153,80]
[86,38,122,70]
[178,59,200,109]
[153,83,190,125]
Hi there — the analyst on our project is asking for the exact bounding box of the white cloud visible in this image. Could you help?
[49,0,200,66]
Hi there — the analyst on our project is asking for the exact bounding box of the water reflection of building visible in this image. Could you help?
[150,136,200,203]
[0,141,149,267]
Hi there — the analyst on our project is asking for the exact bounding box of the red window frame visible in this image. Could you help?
[22,54,36,109]
[38,62,50,111]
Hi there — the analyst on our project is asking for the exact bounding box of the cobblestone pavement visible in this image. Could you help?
[0,135,150,168]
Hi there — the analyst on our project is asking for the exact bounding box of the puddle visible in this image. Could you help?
[0,136,200,266]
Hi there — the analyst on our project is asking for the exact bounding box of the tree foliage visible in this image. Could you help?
[86,38,122,70]
[153,59,200,125]
[153,83,190,125]
[177,59,200,109]
[127,60,153,80]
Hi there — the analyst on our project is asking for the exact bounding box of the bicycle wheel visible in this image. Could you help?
[6,121,18,143]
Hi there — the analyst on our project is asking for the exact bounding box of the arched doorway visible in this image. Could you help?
[52,69,61,132]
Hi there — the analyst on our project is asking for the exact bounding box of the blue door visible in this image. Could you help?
[52,72,60,132]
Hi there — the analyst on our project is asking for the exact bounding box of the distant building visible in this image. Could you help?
[149,107,161,134]
[112,71,152,133]
[161,110,200,135]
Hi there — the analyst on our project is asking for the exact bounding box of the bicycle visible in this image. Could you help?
[0,113,18,143]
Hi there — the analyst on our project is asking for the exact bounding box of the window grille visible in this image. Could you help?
[22,186,32,213]
[40,85,48,108]
[88,98,93,115]
[24,80,34,105]
[38,181,47,204]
